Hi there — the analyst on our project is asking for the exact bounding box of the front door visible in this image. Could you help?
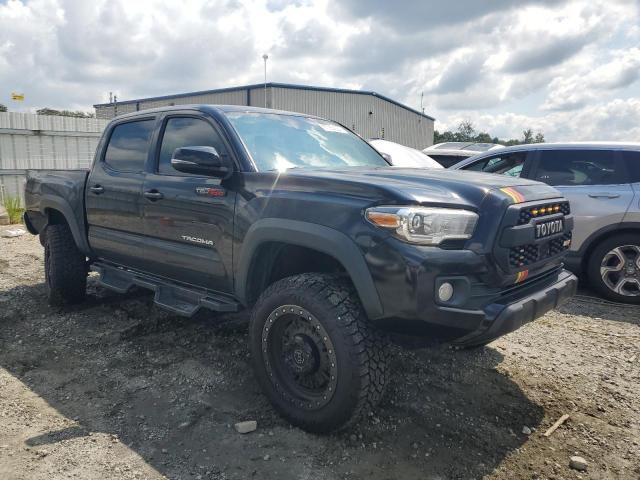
[461,150,534,178]
[141,114,237,293]
[86,117,156,271]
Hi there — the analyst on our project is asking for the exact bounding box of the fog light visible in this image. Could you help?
[438,282,454,302]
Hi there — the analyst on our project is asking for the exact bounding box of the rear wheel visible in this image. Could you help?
[249,273,388,433]
[44,223,87,305]
[587,234,640,303]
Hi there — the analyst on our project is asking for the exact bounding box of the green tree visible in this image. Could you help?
[36,108,95,118]
[474,132,493,143]
[433,130,457,143]
[433,124,545,148]
[457,120,476,141]
[0,104,7,112]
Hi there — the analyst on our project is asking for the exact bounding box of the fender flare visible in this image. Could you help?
[39,194,91,255]
[235,218,384,319]
[577,221,640,257]
[566,221,640,272]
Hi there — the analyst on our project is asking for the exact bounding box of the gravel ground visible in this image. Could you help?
[0,229,638,480]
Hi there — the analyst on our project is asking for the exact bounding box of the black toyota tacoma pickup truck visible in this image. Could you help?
[23,105,577,433]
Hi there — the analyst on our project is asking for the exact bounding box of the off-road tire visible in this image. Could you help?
[44,223,87,305]
[587,233,640,304]
[249,273,388,433]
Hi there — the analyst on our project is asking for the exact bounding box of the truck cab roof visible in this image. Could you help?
[111,104,319,121]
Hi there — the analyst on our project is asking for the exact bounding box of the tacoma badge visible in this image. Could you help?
[181,235,214,246]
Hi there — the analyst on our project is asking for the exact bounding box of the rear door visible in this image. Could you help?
[529,149,634,252]
[140,113,237,292]
[86,117,156,270]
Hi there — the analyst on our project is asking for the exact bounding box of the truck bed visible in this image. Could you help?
[23,169,90,250]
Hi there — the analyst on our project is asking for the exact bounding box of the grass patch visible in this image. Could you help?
[3,195,25,224]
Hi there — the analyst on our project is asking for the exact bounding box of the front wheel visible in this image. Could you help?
[249,273,388,433]
[587,234,640,303]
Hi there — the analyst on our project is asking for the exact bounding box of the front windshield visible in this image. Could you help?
[226,112,389,171]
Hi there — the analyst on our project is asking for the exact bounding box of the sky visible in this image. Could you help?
[0,0,639,141]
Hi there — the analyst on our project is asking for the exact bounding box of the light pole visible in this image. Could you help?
[262,54,269,108]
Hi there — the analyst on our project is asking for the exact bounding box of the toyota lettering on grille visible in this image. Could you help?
[535,219,564,239]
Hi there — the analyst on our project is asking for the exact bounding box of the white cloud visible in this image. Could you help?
[438,98,640,142]
[0,0,638,142]
[541,48,640,111]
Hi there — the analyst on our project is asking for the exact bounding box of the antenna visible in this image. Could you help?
[262,54,269,108]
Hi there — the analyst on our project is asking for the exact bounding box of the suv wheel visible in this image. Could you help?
[249,273,388,433]
[587,234,640,303]
[44,223,87,305]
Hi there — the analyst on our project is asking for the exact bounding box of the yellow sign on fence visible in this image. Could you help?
[11,93,24,101]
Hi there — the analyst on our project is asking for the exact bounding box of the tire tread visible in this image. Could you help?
[44,223,87,305]
[250,273,389,432]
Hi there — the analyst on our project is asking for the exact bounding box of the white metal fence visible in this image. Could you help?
[0,112,108,203]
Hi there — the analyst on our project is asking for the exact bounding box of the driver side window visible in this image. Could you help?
[467,152,526,177]
[158,117,228,175]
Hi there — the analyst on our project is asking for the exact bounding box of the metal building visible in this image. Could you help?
[0,112,108,203]
[94,83,434,149]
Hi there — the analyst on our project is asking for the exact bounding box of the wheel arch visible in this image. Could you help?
[235,219,384,319]
[38,195,91,255]
[578,222,640,272]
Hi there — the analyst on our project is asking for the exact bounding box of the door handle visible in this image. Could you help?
[588,193,620,199]
[89,185,104,194]
[143,190,164,200]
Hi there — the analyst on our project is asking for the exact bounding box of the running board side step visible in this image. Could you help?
[92,262,240,317]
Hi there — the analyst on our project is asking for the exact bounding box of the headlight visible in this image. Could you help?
[365,206,478,245]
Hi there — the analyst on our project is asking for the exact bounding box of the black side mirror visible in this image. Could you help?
[171,146,233,178]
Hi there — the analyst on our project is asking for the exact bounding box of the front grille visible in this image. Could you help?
[508,232,572,268]
[518,201,570,225]
[549,231,572,256]
[509,244,539,268]
[496,199,572,274]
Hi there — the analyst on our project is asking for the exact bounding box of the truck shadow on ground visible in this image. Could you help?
[1,279,544,480]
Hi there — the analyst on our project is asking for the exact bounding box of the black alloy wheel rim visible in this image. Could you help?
[262,305,338,410]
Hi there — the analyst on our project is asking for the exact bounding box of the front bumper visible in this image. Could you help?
[451,269,577,347]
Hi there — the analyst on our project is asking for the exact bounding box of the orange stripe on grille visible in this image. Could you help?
[515,270,529,283]
[501,187,525,204]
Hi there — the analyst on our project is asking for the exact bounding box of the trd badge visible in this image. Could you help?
[196,186,225,197]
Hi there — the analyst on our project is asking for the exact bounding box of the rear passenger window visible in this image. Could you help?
[534,150,624,186]
[104,120,154,172]
[466,152,527,177]
[158,117,228,175]
[620,151,640,183]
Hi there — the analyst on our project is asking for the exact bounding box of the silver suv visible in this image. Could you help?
[452,143,640,303]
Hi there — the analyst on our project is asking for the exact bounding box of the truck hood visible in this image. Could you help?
[284,167,562,209]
